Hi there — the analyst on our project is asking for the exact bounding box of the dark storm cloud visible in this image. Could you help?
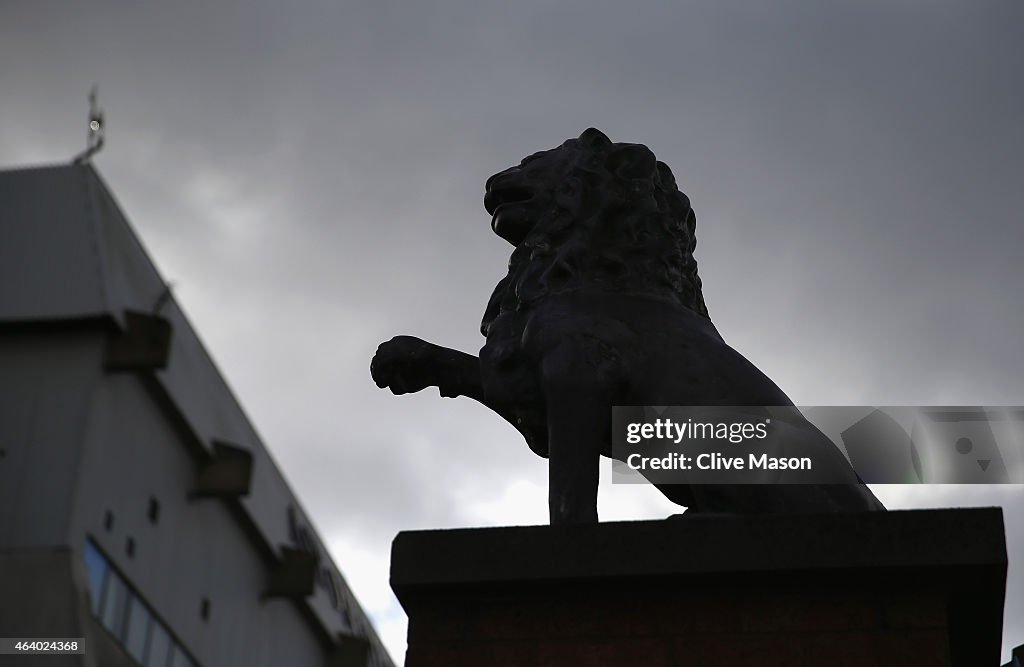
[3,0,1022,660]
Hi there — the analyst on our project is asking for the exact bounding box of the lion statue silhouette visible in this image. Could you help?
[371,128,884,523]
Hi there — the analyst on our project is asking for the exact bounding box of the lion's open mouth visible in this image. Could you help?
[484,186,533,216]
[485,176,538,245]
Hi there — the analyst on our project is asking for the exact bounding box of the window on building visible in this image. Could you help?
[83,540,109,615]
[145,622,171,667]
[83,538,202,667]
[100,571,129,639]
[124,595,153,662]
[168,644,198,667]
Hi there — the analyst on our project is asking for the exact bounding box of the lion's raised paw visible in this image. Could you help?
[370,335,440,395]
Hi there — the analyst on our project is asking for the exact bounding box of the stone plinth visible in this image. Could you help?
[391,508,1006,666]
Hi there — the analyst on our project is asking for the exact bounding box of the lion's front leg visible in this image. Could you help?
[541,348,616,525]
[546,390,604,524]
[371,336,484,400]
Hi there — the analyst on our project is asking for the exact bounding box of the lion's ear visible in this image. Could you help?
[608,144,656,179]
[578,128,612,149]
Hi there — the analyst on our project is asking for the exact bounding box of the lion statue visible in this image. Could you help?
[371,128,884,523]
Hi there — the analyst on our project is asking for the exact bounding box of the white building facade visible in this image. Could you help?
[0,163,395,667]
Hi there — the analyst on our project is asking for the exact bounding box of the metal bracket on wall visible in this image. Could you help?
[262,546,318,600]
[104,310,172,371]
[189,441,254,499]
[327,632,371,667]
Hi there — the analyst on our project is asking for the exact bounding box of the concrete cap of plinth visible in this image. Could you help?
[392,508,1007,666]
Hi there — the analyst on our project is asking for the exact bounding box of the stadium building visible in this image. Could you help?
[0,162,395,667]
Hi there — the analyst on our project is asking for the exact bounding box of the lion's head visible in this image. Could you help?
[481,128,708,336]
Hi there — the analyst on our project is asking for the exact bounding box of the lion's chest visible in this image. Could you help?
[479,313,542,408]
[479,295,643,402]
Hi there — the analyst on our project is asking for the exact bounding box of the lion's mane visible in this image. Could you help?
[482,128,709,336]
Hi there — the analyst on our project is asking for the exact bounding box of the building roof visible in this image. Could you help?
[0,163,158,326]
[0,162,391,663]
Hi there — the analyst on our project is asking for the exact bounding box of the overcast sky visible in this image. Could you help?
[3,1,1022,661]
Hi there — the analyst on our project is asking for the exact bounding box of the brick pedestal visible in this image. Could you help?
[391,509,1006,666]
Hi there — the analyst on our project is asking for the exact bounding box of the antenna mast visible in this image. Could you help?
[72,85,105,164]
